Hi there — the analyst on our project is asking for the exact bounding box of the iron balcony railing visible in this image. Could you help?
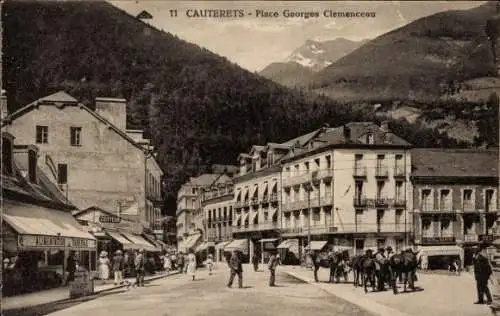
[375,166,389,178]
[353,166,367,178]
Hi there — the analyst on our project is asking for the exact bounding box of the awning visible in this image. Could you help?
[120,232,159,252]
[195,241,215,252]
[2,201,96,249]
[225,238,248,255]
[259,238,278,243]
[250,212,258,223]
[277,240,293,249]
[308,241,328,251]
[241,212,249,223]
[107,231,135,248]
[418,245,463,257]
[184,234,202,250]
[215,241,232,249]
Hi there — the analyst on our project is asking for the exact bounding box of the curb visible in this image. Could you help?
[2,272,179,312]
[283,270,413,316]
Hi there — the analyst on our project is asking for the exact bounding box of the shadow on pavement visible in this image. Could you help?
[3,289,128,316]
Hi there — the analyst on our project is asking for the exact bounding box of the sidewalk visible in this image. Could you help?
[2,271,179,311]
[280,266,492,316]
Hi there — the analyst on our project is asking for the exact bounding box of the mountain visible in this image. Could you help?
[2,2,486,214]
[308,1,499,102]
[259,38,367,87]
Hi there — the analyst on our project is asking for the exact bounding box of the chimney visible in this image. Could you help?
[1,89,8,120]
[95,97,127,131]
[343,126,351,142]
[13,145,39,183]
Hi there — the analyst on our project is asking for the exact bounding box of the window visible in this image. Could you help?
[395,181,403,200]
[36,126,48,144]
[366,133,374,144]
[57,163,68,185]
[28,150,37,183]
[395,209,403,228]
[325,155,331,169]
[70,127,82,146]
[376,181,385,199]
[2,137,12,175]
[304,161,310,171]
[463,189,473,210]
[314,158,320,169]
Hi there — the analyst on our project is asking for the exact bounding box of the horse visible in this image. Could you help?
[390,250,420,294]
[350,254,365,288]
[329,251,350,283]
[361,251,377,293]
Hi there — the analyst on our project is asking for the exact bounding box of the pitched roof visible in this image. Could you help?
[187,174,230,186]
[39,91,78,103]
[73,206,118,218]
[3,91,148,153]
[136,10,153,19]
[411,149,499,178]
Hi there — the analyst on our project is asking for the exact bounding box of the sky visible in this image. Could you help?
[111,1,484,72]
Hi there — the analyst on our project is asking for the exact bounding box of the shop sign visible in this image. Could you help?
[99,215,121,223]
[69,238,97,249]
[70,267,94,298]
[19,235,65,248]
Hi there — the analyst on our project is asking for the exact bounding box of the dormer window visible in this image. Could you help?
[366,133,374,144]
[267,151,274,166]
[2,136,13,175]
[28,149,37,183]
[252,159,257,171]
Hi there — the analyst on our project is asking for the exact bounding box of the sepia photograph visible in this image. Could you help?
[1,1,499,316]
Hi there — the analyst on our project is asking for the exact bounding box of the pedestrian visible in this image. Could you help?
[98,251,110,284]
[178,252,185,273]
[163,252,172,275]
[65,251,76,285]
[473,243,493,305]
[134,249,146,287]
[186,248,197,281]
[252,253,259,272]
[268,251,279,287]
[206,253,214,275]
[227,249,243,288]
[310,250,320,282]
[112,250,125,285]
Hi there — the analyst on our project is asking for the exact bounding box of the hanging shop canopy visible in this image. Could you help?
[307,241,328,251]
[2,202,96,251]
[225,239,248,255]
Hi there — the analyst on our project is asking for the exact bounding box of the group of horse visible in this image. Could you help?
[315,249,420,295]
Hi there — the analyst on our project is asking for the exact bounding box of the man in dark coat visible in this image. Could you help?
[252,254,259,272]
[268,252,279,286]
[473,243,493,305]
[227,250,243,288]
[310,250,320,282]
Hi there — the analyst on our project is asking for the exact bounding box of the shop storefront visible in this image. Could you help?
[2,201,96,296]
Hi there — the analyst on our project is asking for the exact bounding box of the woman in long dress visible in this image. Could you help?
[186,248,197,281]
[98,251,110,283]
[164,253,172,275]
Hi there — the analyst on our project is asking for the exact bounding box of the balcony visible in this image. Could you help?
[235,201,243,209]
[319,196,333,207]
[353,166,367,179]
[394,166,406,179]
[462,201,475,212]
[289,223,410,234]
[353,196,369,208]
[261,195,269,206]
[283,200,309,212]
[420,202,434,212]
[374,197,390,208]
[243,200,250,208]
[439,202,453,213]
[251,198,259,208]
[281,227,303,236]
[375,166,389,178]
[393,199,406,208]
[316,169,334,182]
[234,222,279,233]
[282,172,311,188]
[421,235,456,245]
[270,193,279,204]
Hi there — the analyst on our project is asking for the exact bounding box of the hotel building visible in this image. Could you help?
[411,148,499,268]
[279,122,413,257]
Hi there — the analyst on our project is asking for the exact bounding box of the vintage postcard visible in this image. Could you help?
[1,1,499,316]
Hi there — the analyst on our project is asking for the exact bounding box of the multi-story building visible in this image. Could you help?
[176,166,237,252]
[230,128,333,263]
[1,91,164,233]
[201,182,234,262]
[411,148,499,268]
[280,122,413,257]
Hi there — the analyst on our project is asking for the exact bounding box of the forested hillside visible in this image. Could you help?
[2,1,480,214]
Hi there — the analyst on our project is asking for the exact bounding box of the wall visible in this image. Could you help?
[204,196,233,241]
[332,148,413,233]
[3,104,149,220]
